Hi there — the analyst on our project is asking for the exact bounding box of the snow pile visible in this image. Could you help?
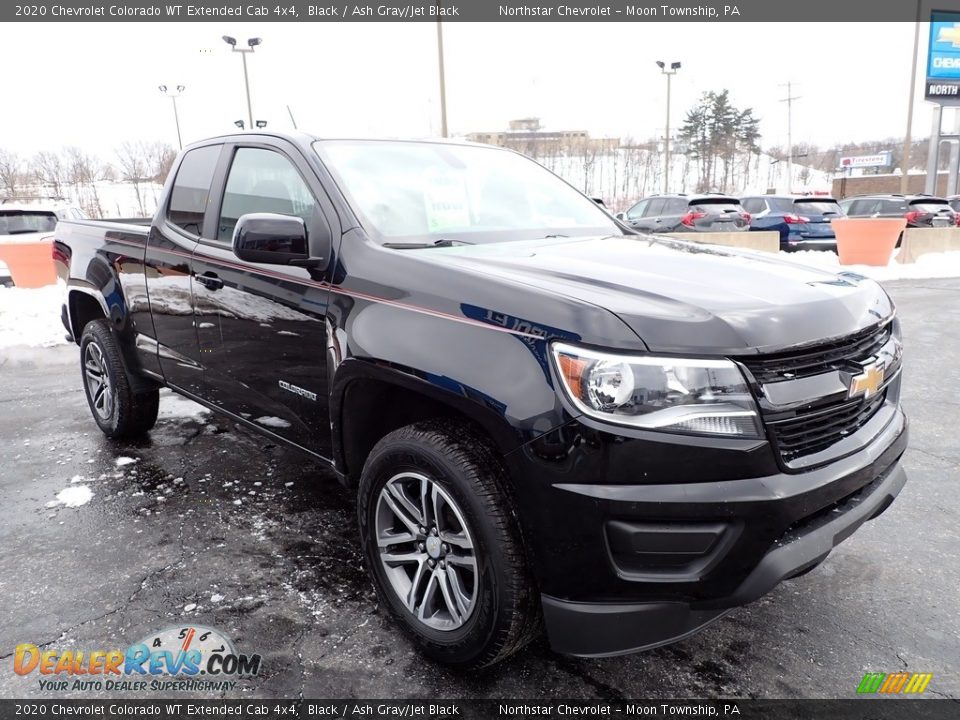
[0,285,67,350]
[783,250,960,281]
[47,485,94,508]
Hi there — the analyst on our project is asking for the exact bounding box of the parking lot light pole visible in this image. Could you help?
[158,85,185,150]
[657,61,681,193]
[223,35,260,131]
[436,8,448,137]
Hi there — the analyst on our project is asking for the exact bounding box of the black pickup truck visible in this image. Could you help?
[54,132,907,668]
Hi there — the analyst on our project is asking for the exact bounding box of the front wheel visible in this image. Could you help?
[79,319,159,439]
[357,420,541,668]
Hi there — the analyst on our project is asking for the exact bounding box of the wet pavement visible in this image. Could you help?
[0,278,958,700]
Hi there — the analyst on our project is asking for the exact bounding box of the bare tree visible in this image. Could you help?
[0,149,24,197]
[32,151,66,197]
[116,141,152,216]
[64,146,112,218]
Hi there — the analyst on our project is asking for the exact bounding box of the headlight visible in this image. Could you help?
[551,342,762,438]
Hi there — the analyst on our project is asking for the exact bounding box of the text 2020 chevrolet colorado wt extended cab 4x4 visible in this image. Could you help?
[54,133,907,668]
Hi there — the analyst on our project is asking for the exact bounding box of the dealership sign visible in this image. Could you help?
[839,152,893,169]
[927,11,960,100]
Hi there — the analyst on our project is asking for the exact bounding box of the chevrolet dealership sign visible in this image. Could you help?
[927,12,960,100]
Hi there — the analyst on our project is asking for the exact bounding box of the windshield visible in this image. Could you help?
[314,140,618,245]
[0,210,58,235]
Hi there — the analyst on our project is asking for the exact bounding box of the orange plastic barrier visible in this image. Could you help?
[832,218,906,267]
[0,239,57,288]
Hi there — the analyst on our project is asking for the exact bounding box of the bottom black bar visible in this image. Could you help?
[0,699,957,720]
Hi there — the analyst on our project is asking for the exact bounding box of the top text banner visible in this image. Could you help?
[5,0,960,22]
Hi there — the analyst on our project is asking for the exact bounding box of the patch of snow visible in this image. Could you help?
[0,286,69,350]
[210,593,225,603]
[49,485,94,508]
[183,603,197,612]
[156,389,210,421]
[782,249,960,281]
[198,322,215,329]
[254,416,291,429]
[115,456,138,467]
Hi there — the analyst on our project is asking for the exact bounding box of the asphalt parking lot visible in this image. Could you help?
[1,278,958,701]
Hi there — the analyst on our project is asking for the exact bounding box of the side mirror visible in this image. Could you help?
[233,213,311,266]
[614,212,625,221]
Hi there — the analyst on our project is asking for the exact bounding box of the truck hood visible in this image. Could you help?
[423,234,894,354]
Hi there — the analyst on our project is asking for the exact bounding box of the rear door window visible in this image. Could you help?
[880,199,908,214]
[167,145,222,235]
[741,198,765,214]
[644,198,666,217]
[662,198,689,215]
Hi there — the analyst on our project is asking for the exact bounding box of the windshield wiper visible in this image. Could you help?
[382,238,471,249]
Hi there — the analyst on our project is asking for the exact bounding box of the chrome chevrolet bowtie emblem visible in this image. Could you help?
[848,362,885,400]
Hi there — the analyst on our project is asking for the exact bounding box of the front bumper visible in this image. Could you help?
[541,460,905,656]
[506,404,908,657]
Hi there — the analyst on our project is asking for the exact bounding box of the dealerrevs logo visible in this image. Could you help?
[13,626,261,693]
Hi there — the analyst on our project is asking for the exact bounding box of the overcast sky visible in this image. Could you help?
[0,22,936,158]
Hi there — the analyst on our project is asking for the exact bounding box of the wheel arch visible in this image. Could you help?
[331,358,524,487]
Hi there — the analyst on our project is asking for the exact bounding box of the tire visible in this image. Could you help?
[79,319,159,439]
[357,419,541,668]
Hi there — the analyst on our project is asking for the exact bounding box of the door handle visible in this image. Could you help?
[195,272,223,291]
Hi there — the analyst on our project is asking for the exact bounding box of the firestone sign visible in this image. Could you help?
[927,11,960,100]
[839,152,893,169]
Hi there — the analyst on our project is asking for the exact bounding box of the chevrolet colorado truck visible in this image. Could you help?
[54,132,907,668]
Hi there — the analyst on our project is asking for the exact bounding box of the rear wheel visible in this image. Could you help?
[357,419,541,668]
[80,319,159,439]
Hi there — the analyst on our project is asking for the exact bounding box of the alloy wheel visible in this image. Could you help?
[83,342,113,421]
[375,472,478,631]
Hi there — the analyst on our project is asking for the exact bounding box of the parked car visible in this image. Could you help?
[55,132,907,668]
[838,194,957,229]
[946,195,960,214]
[616,193,750,233]
[0,198,87,286]
[741,195,844,252]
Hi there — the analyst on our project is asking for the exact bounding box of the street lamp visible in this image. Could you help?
[223,35,261,131]
[656,60,681,194]
[158,84,186,150]
[255,120,268,129]
[234,120,245,130]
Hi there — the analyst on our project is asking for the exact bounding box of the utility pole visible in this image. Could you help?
[901,7,923,193]
[436,6,448,137]
[779,81,801,193]
[656,61,681,193]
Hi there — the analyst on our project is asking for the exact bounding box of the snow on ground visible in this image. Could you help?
[0,285,67,350]
[781,250,960,282]
[47,485,94,508]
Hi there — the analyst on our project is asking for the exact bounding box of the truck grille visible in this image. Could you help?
[739,322,897,466]
[741,322,892,384]
[768,391,888,464]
